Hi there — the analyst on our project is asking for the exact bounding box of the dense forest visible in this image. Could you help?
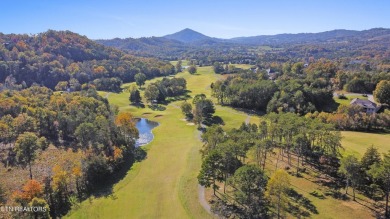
[0,86,139,218]
[0,30,175,91]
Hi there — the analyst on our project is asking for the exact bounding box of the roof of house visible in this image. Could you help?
[350,98,377,109]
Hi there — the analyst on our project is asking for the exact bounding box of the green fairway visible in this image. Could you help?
[341,131,390,157]
[67,104,211,219]
[67,66,251,219]
[67,66,387,219]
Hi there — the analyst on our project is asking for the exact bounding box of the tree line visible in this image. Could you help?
[211,70,335,115]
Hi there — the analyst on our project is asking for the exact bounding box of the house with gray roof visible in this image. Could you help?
[350,98,380,114]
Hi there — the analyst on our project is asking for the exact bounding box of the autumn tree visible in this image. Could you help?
[52,165,70,198]
[115,112,139,149]
[13,179,43,204]
[15,132,40,179]
[266,169,290,219]
[55,81,69,91]
[134,73,147,88]
[13,113,36,135]
[291,62,304,74]
[374,80,390,105]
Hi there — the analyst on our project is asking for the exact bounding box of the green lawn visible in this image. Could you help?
[231,64,254,69]
[170,60,189,66]
[334,94,368,106]
[341,131,390,157]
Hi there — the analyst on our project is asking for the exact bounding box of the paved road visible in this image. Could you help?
[198,185,212,214]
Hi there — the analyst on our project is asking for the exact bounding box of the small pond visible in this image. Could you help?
[135,118,159,147]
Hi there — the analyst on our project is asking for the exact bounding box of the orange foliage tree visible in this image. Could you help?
[115,112,139,150]
[13,179,43,204]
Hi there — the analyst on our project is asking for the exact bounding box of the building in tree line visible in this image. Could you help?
[350,98,380,114]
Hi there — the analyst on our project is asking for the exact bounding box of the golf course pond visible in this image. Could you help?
[135,118,159,147]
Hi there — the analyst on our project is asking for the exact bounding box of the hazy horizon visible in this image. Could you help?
[1,0,389,39]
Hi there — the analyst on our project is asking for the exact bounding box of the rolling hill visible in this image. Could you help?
[96,28,390,63]
[163,28,213,43]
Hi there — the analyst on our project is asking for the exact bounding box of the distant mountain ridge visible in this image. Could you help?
[96,27,390,60]
[230,28,390,45]
[98,27,390,47]
[163,28,213,43]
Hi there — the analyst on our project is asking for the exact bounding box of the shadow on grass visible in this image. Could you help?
[287,188,318,217]
[130,102,145,108]
[87,147,148,199]
[203,116,225,126]
[148,104,166,111]
[227,106,266,116]
[159,91,192,105]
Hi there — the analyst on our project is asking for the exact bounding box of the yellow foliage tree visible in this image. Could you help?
[266,170,290,219]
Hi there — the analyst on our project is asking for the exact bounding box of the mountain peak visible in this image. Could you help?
[163,28,211,43]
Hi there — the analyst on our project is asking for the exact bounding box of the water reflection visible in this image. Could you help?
[135,118,159,147]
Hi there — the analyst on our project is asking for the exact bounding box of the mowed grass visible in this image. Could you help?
[341,131,390,157]
[334,94,368,106]
[67,104,211,219]
[231,64,254,69]
[67,66,251,219]
[67,65,387,219]
[171,60,189,66]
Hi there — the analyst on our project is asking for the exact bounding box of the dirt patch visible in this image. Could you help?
[186,123,195,126]
[154,115,163,118]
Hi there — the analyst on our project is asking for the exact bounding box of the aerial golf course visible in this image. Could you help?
[67,65,390,219]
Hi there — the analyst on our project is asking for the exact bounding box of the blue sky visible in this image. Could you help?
[1,0,389,39]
